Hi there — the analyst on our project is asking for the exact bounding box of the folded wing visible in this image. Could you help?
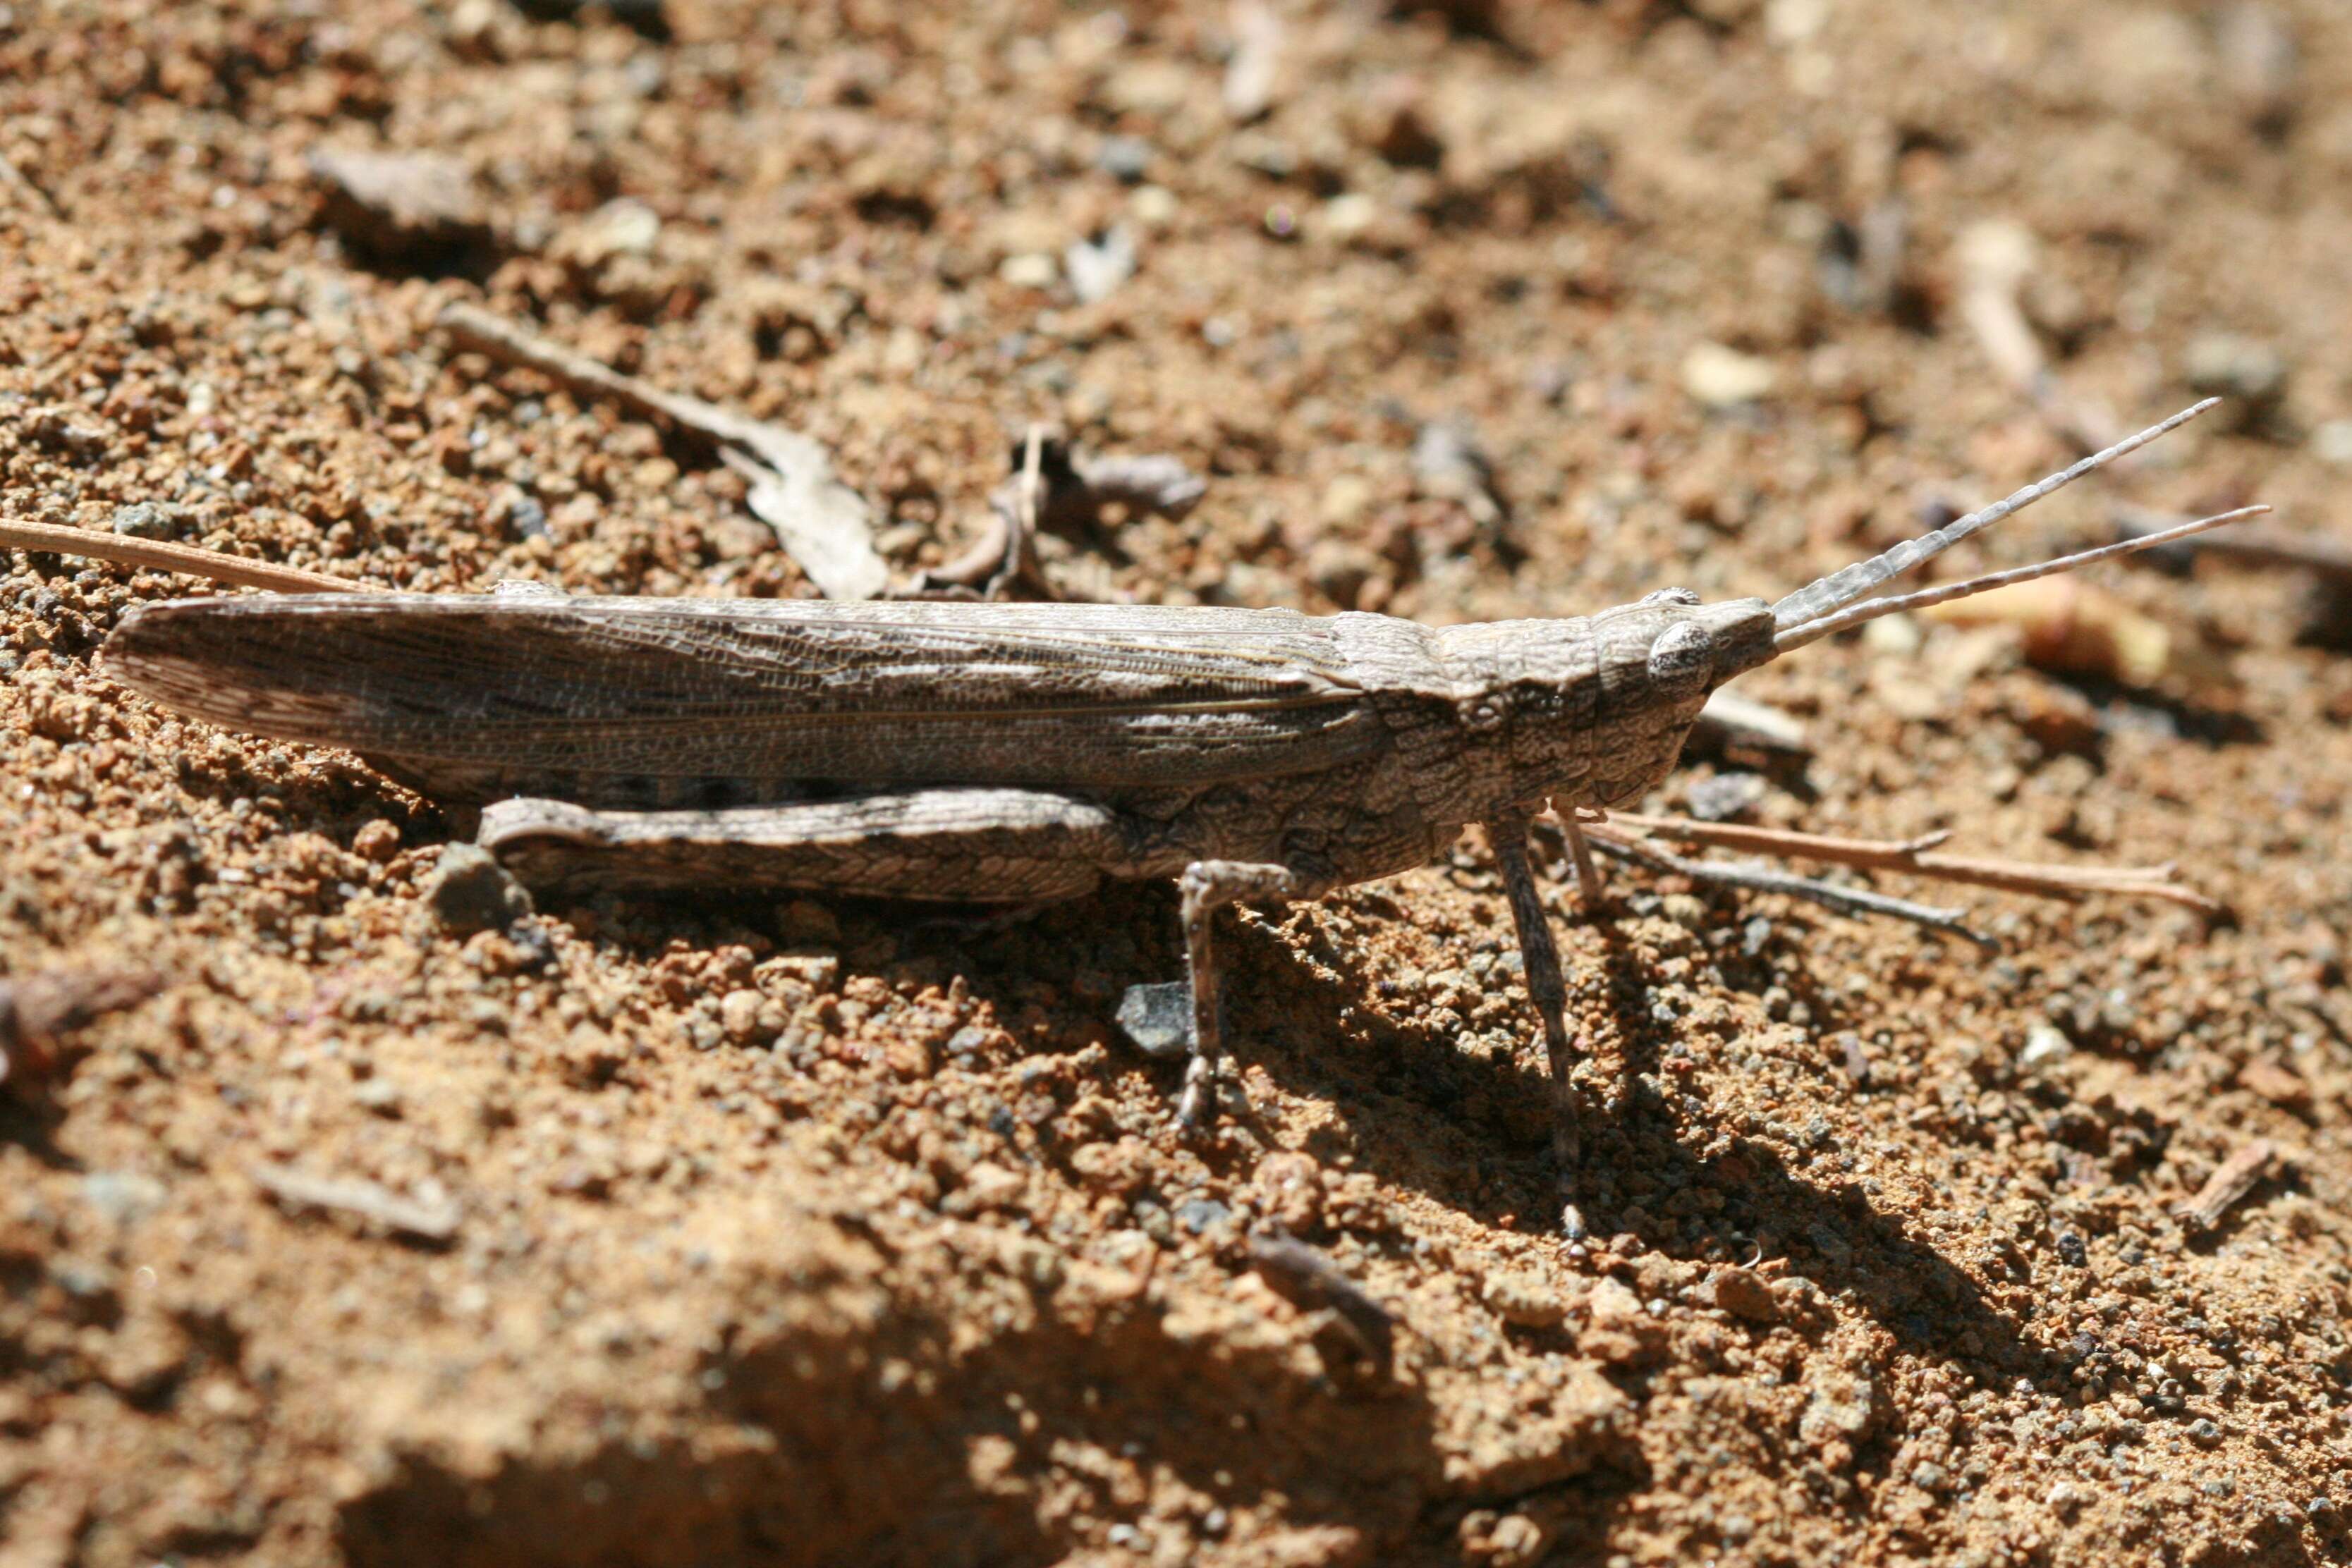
[103,594,1382,799]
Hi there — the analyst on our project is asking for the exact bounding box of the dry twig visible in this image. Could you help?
[1247,1225,1395,1373]
[0,965,164,1089]
[1956,220,2121,455]
[439,302,887,600]
[248,1161,462,1242]
[2173,1141,2277,1232]
[903,431,1205,601]
[1583,827,1994,947]
[1691,688,1810,757]
[1224,0,1284,122]
[1604,811,2224,914]
[0,517,377,595]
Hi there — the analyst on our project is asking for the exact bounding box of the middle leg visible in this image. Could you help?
[1487,811,1587,1235]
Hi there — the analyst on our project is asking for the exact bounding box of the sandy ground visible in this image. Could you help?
[5,1,2352,1564]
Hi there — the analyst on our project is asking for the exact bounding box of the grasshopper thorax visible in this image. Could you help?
[1426,591,1777,821]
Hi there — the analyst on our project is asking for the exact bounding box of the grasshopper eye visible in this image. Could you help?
[1647,620,1714,699]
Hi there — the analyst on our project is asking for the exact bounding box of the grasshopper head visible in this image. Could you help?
[1598,589,1779,704]
[1554,590,1778,808]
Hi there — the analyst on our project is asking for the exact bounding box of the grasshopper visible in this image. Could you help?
[81,403,2253,1177]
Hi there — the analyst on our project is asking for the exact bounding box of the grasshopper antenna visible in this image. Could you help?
[1769,398,2221,634]
[1773,505,2269,652]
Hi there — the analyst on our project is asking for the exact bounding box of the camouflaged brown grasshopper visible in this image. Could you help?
[6,400,2255,1200]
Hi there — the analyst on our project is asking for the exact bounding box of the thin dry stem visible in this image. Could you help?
[439,302,886,599]
[1604,810,2224,914]
[248,1162,462,1242]
[1583,828,1992,946]
[1008,423,1044,596]
[2172,1140,2277,1232]
[0,517,384,595]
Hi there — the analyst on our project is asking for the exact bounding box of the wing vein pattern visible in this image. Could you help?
[104,596,1383,788]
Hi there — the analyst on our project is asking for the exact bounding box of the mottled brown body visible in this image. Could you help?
[103,590,1775,897]
[66,400,2253,1225]
[104,586,1772,1152]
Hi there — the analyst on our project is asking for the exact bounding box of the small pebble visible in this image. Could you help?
[769,950,840,990]
[1320,191,1378,241]
[1128,185,1179,228]
[1096,135,1153,183]
[719,988,765,1043]
[308,146,490,266]
[2185,332,2286,424]
[1116,981,1192,1060]
[422,843,532,934]
[81,1170,167,1227]
[2018,1022,2073,1072]
[1483,1270,1567,1328]
[1701,1266,1780,1323]
[998,252,1058,290]
[1684,771,1766,823]
[1064,226,1137,305]
[2309,419,2352,469]
[353,819,401,864]
[1681,341,1777,408]
[960,1162,1025,1210]
[554,197,659,269]
[110,501,180,539]
[1175,1197,1231,1235]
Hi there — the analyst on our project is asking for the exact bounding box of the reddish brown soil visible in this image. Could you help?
[5,3,2352,1564]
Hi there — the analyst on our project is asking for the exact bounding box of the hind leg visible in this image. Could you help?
[477,788,1153,902]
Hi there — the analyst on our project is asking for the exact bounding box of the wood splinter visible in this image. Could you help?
[2174,1141,2278,1233]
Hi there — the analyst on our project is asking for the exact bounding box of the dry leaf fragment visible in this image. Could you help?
[440,303,887,600]
[1918,575,2231,690]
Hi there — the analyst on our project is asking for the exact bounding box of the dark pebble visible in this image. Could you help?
[1116,980,1192,1060]
[423,844,532,934]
